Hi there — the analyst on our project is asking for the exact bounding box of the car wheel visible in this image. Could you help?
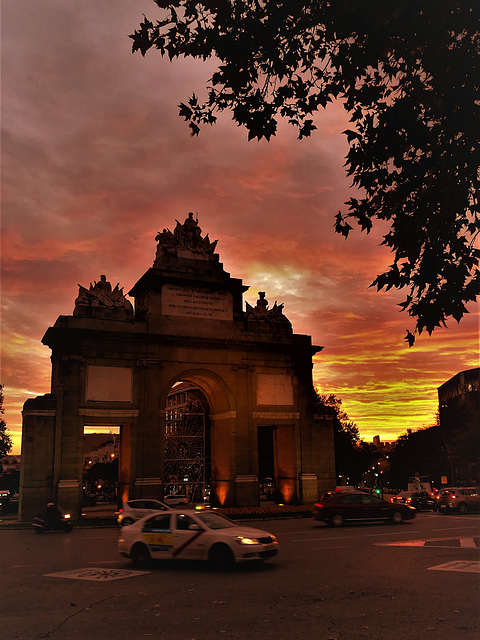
[130,543,151,568]
[209,544,235,571]
[330,514,344,527]
[121,517,134,527]
[458,503,468,515]
[391,511,404,524]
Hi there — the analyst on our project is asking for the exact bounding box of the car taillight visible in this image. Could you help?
[119,508,123,513]
[450,494,457,499]
[406,498,412,503]
[314,503,323,509]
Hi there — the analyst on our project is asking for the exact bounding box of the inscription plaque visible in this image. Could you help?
[162,284,233,320]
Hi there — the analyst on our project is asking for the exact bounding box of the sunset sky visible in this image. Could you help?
[2,1,478,455]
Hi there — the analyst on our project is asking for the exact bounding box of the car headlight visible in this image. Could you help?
[235,536,260,545]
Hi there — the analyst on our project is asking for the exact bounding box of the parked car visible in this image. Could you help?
[314,491,416,526]
[118,508,279,569]
[117,499,171,526]
[163,494,189,506]
[391,490,437,511]
[437,487,480,514]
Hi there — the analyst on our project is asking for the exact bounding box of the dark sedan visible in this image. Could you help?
[391,490,436,511]
[314,491,416,527]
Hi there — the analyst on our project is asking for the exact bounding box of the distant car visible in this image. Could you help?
[117,499,171,526]
[437,487,480,514]
[391,490,437,511]
[314,491,416,526]
[118,509,279,569]
[163,494,189,506]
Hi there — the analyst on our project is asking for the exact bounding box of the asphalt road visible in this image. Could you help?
[1,512,479,640]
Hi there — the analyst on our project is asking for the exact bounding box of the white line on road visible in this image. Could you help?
[365,530,420,537]
[292,536,350,542]
[280,531,330,536]
[433,526,479,532]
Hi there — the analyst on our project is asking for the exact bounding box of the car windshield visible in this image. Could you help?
[196,512,236,529]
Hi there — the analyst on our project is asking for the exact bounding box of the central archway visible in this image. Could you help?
[164,382,210,503]
[160,369,237,506]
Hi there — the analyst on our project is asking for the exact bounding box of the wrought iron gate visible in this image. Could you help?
[164,391,207,503]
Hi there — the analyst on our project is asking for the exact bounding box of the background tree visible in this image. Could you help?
[131,2,479,339]
[386,426,447,490]
[0,386,13,459]
[315,392,374,485]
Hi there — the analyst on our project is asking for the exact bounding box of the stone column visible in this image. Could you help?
[131,361,164,499]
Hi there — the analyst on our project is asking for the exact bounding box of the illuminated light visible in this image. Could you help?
[215,482,229,506]
[64,514,71,519]
[278,503,284,506]
[235,536,259,545]
[278,479,296,503]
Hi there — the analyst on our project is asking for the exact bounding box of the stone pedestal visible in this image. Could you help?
[299,472,318,504]
[57,479,80,518]
[234,475,259,506]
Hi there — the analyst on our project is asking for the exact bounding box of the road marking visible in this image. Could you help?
[376,537,480,549]
[292,536,350,542]
[433,526,479,532]
[366,530,420,537]
[45,568,150,581]
[88,560,126,564]
[428,561,480,574]
[281,531,335,536]
[460,538,478,548]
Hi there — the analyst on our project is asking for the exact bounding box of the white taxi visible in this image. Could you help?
[118,508,279,570]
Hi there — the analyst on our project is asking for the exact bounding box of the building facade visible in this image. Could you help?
[20,215,335,519]
[438,367,480,485]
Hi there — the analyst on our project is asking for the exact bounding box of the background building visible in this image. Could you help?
[438,367,480,485]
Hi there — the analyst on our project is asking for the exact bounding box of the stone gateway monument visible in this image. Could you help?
[20,215,335,520]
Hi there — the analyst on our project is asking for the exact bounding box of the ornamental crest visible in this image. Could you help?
[74,275,133,315]
[245,291,290,323]
[155,213,218,257]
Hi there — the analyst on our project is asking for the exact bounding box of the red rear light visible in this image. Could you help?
[314,503,323,509]
[450,494,457,499]
[119,508,123,513]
